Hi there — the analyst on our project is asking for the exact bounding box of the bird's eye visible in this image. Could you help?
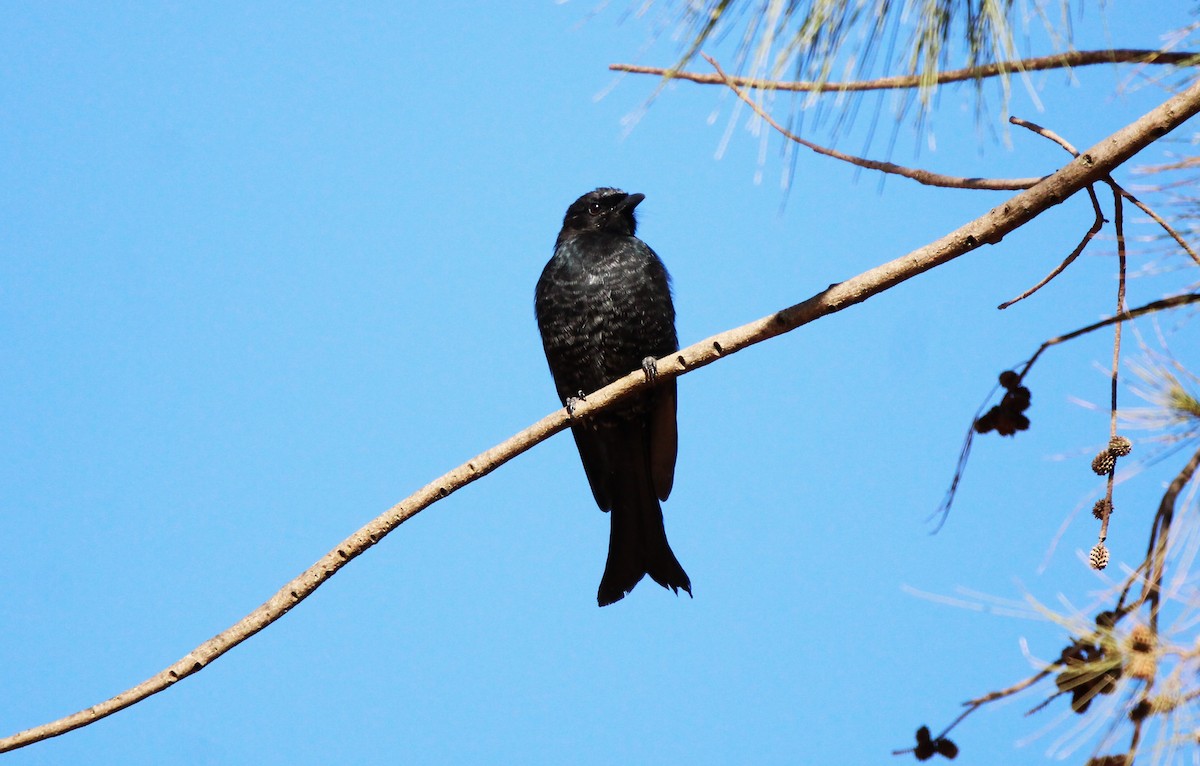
[587,202,602,216]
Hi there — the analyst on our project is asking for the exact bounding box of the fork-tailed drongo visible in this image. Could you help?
[535,188,691,606]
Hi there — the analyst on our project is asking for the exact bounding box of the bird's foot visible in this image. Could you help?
[565,391,587,417]
[641,356,659,383]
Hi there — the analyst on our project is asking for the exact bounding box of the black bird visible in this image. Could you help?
[535,188,691,606]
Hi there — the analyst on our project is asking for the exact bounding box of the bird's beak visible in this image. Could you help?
[618,193,645,212]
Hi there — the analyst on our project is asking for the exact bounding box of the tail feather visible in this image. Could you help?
[596,424,691,607]
[596,502,691,607]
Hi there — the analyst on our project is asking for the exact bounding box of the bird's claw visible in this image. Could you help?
[565,391,587,417]
[641,356,658,383]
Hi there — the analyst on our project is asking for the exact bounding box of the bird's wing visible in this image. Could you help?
[570,425,613,511]
[649,379,678,501]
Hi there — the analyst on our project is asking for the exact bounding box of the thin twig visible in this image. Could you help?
[1143,445,1200,629]
[1115,559,1152,615]
[703,54,1043,191]
[1098,187,1128,546]
[930,414,979,531]
[1128,717,1145,765]
[1018,293,1200,378]
[998,185,1105,309]
[893,667,1054,754]
[612,49,1200,94]
[1135,156,1200,174]
[999,117,1102,310]
[7,59,1200,757]
[1120,189,1200,268]
[1010,116,1081,155]
[1010,117,1200,269]
[965,669,1055,709]
[938,292,1200,518]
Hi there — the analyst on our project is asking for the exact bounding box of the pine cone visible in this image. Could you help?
[1108,435,1132,457]
[1092,451,1116,476]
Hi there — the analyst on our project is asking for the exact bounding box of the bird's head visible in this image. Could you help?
[560,187,644,237]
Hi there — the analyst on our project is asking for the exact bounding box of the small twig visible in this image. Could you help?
[999,117,1103,310]
[1143,445,1200,629]
[1115,559,1152,614]
[1012,115,1200,271]
[1018,293,1200,379]
[938,292,1200,518]
[612,49,1200,94]
[703,54,1044,191]
[1001,118,1200,277]
[1135,156,1200,174]
[1128,717,1145,765]
[998,185,1105,309]
[1010,116,1081,155]
[1097,187,1128,546]
[1120,189,1200,268]
[965,669,1055,710]
[897,667,1054,754]
[930,426,976,532]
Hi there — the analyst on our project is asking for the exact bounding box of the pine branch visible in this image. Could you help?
[611,49,1200,93]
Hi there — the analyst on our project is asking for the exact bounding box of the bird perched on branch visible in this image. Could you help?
[535,188,691,606]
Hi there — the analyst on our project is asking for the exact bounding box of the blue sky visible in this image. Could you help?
[3,2,1199,764]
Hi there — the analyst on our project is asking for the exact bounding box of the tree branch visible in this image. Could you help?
[704,55,1043,191]
[997,117,1102,308]
[1121,187,1200,268]
[7,63,1200,756]
[937,291,1200,522]
[611,49,1200,94]
[1020,293,1200,375]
